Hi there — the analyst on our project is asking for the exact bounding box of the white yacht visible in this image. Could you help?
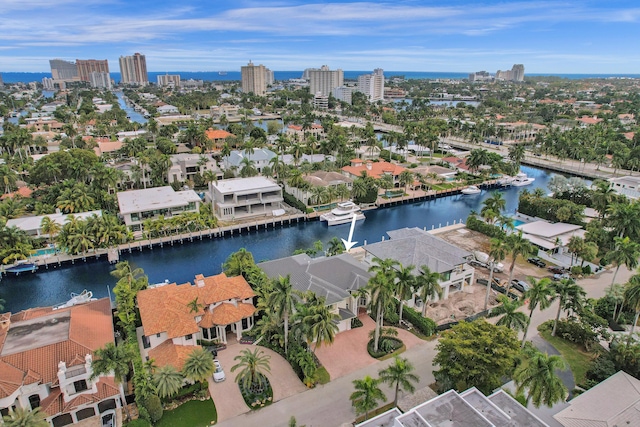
[512,172,535,186]
[461,185,481,195]
[320,201,365,226]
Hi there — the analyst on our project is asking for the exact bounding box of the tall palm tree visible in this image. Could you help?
[623,274,640,340]
[522,278,554,347]
[550,279,586,336]
[505,232,534,294]
[182,347,215,385]
[306,298,340,351]
[606,236,640,291]
[350,375,386,421]
[489,295,528,332]
[2,407,48,427]
[368,258,399,351]
[394,264,416,325]
[153,365,184,399]
[486,237,507,310]
[90,342,134,420]
[231,348,272,393]
[378,356,419,406]
[415,265,443,317]
[267,275,296,354]
[514,351,567,407]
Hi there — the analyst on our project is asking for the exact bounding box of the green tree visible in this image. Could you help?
[306,298,340,351]
[504,232,534,294]
[433,319,520,394]
[486,237,507,310]
[606,236,640,291]
[550,278,586,336]
[514,350,567,407]
[267,275,296,354]
[153,365,184,399]
[223,248,256,278]
[367,258,399,352]
[394,264,416,325]
[489,295,528,332]
[415,265,443,317]
[182,347,215,385]
[522,277,554,347]
[350,375,386,421]
[90,342,134,420]
[623,274,640,340]
[231,348,272,393]
[2,407,49,427]
[378,356,419,406]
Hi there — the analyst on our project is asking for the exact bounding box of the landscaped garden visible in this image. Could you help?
[155,399,217,427]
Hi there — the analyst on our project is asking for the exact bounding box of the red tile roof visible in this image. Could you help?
[206,129,233,140]
[341,160,406,179]
[39,377,119,417]
[147,341,200,371]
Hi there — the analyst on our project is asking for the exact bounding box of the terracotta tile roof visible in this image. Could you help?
[577,116,603,125]
[148,341,200,371]
[205,129,233,140]
[288,125,302,131]
[137,273,255,338]
[624,132,635,140]
[210,303,256,326]
[1,187,33,200]
[342,160,406,179]
[39,376,119,417]
[0,360,24,398]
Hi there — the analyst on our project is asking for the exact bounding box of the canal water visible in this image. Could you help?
[1,166,560,312]
[115,92,148,124]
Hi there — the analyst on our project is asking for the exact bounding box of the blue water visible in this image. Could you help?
[2,71,640,84]
[0,166,566,312]
[115,92,147,124]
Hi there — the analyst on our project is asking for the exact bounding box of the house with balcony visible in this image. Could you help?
[167,153,223,184]
[363,227,475,307]
[0,298,121,427]
[258,253,372,333]
[210,176,283,220]
[285,124,324,141]
[136,273,256,368]
[117,186,201,234]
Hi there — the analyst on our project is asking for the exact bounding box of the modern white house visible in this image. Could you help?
[363,227,475,306]
[116,186,201,233]
[258,253,372,333]
[515,219,586,253]
[210,176,283,220]
[6,210,102,237]
[136,273,256,368]
[609,175,640,200]
[0,299,122,427]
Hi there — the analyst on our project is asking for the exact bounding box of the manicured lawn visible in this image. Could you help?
[539,329,596,388]
[155,399,217,427]
[316,366,331,385]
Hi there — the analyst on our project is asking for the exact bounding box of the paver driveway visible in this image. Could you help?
[208,344,307,422]
[315,313,424,380]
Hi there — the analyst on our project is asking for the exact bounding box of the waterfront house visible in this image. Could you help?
[608,175,640,200]
[6,210,102,237]
[0,298,122,427]
[285,124,324,141]
[156,104,179,115]
[363,227,475,305]
[515,220,586,253]
[167,153,223,184]
[136,273,256,368]
[258,253,372,333]
[222,149,276,174]
[284,170,352,205]
[117,186,201,234]
[204,128,234,151]
[341,159,406,187]
[209,176,283,220]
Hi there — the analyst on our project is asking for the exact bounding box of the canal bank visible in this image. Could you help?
[1,165,561,312]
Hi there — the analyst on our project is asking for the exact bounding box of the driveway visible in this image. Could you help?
[208,344,307,422]
[315,313,425,380]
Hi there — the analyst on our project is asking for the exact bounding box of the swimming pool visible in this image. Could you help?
[32,247,56,257]
[513,219,526,227]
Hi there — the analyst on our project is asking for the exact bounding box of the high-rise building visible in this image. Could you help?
[90,72,112,89]
[241,61,267,95]
[119,53,148,85]
[76,59,109,82]
[42,77,55,90]
[332,86,353,104]
[511,64,525,82]
[49,59,78,81]
[356,68,384,102]
[468,71,492,82]
[0,73,3,87]
[264,68,275,86]
[157,74,181,87]
[309,65,343,97]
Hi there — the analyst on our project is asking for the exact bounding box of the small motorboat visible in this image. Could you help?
[53,290,97,310]
[5,261,38,275]
[512,172,535,186]
[461,185,481,195]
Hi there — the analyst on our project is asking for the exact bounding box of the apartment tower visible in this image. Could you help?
[119,53,148,85]
[357,68,385,102]
[49,59,78,81]
[308,65,344,97]
[241,61,267,95]
[76,59,109,82]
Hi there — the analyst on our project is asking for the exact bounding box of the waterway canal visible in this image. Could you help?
[1,166,561,312]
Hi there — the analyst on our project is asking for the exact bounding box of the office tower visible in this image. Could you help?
[76,59,109,82]
[241,61,267,95]
[511,64,525,82]
[49,59,78,80]
[157,74,181,87]
[357,68,384,102]
[119,53,148,85]
[332,86,353,104]
[90,72,112,89]
[264,68,275,86]
[309,65,343,97]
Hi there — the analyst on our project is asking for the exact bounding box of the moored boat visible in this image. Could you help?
[5,261,38,275]
[52,290,97,310]
[319,201,365,226]
[461,185,481,195]
[512,172,535,186]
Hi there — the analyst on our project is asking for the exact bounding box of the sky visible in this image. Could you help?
[2,0,640,74]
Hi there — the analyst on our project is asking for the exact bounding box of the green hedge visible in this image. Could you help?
[283,191,311,213]
[367,337,403,358]
[466,215,506,239]
[401,304,436,337]
[518,192,585,225]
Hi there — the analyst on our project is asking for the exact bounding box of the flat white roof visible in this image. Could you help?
[6,210,102,232]
[117,187,201,214]
[212,177,280,195]
[516,220,582,239]
[609,175,640,186]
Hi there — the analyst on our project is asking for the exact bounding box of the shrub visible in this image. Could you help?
[402,305,437,336]
[351,317,363,328]
[384,309,399,325]
[367,337,403,358]
[283,191,308,213]
[142,394,163,424]
[585,356,617,388]
[466,215,506,239]
[582,264,592,275]
[125,419,152,427]
[571,266,583,276]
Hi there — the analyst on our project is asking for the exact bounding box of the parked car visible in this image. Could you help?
[547,266,567,274]
[553,273,572,281]
[476,277,501,287]
[527,257,546,268]
[511,280,530,293]
[213,359,226,382]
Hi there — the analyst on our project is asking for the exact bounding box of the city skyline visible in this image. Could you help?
[2,1,640,74]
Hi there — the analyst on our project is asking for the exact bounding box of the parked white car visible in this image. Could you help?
[213,359,226,382]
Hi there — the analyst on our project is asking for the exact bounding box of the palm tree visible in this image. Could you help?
[326,237,344,256]
[90,342,133,420]
[415,265,443,317]
[231,348,272,393]
[514,351,567,407]
[505,232,534,294]
[394,265,416,325]
[153,365,184,398]
[623,274,640,340]
[378,356,419,406]
[606,236,640,291]
[182,347,215,385]
[550,278,586,336]
[368,258,399,352]
[40,216,61,241]
[306,299,340,351]
[267,275,296,354]
[187,297,204,314]
[223,248,255,278]
[486,237,507,310]
[2,407,48,427]
[522,278,554,347]
[350,375,386,421]
[489,295,528,332]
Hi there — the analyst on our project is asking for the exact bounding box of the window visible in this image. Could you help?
[241,318,248,330]
[142,335,151,349]
[202,328,209,339]
[185,334,193,340]
[73,379,88,393]
[29,394,41,409]
[156,333,161,338]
